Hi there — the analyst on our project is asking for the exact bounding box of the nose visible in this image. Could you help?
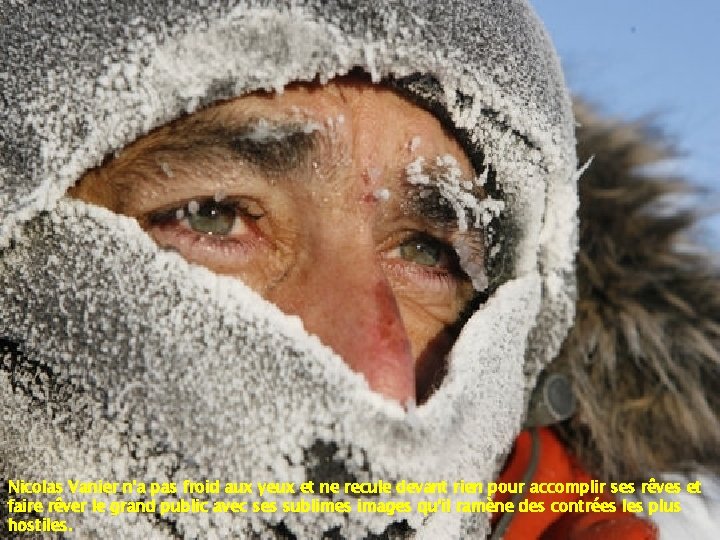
[268,231,416,405]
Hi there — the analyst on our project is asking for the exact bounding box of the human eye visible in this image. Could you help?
[143,196,267,269]
[149,198,263,235]
[384,232,468,287]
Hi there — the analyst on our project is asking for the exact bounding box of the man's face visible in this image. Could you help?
[70,78,483,405]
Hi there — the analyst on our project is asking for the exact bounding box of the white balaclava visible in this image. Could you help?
[0,1,578,538]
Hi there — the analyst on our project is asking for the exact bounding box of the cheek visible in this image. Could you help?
[394,293,465,359]
[150,228,290,293]
[220,221,300,294]
[233,256,292,294]
[395,295,467,402]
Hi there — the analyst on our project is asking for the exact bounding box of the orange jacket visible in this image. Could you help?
[493,429,657,540]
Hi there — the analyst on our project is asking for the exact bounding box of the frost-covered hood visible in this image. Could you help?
[1,1,577,538]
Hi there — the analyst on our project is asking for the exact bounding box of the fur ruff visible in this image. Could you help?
[555,102,720,481]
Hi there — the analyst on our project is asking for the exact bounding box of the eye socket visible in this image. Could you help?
[148,198,264,237]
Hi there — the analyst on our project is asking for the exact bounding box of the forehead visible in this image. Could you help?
[123,79,475,183]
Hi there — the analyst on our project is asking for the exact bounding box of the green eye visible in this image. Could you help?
[187,200,236,235]
[399,236,443,266]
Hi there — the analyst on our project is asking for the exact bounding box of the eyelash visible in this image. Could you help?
[147,199,263,227]
[387,261,458,290]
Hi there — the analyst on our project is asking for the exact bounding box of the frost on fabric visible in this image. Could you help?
[1,1,578,538]
[0,201,542,538]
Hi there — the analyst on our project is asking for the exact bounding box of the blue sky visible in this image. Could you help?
[531,0,720,245]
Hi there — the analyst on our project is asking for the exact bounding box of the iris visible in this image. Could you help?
[187,200,236,236]
[399,235,444,266]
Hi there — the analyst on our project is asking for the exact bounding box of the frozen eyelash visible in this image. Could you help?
[147,197,264,226]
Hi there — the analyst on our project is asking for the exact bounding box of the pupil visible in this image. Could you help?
[188,201,235,235]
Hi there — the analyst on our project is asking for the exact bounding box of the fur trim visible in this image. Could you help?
[554,102,720,481]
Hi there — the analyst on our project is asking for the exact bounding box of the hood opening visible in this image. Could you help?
[66,66,519,409]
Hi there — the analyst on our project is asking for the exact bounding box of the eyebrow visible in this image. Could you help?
[402,183,459,227]
[146,117,323,173]
[400,176,486,260]
[400,168,487,230]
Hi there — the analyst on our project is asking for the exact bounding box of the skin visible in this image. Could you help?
[69,76,484,405]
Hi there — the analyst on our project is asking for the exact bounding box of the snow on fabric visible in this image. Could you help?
[0,1,578,537]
